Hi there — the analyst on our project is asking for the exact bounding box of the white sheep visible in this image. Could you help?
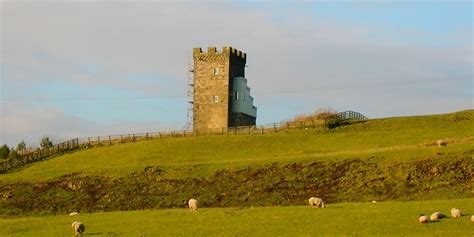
[430,212,445,222]
[69,211,79,216]
[71,221,85,236]
[188,199,198,212]
[471,215,474,222]
[450,208,463,218]
[418,214,429,224]
[308,197,326,208]
[436,140,448,147]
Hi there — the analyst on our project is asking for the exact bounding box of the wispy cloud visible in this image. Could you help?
[1,1,472,146]
[1,102,180,147]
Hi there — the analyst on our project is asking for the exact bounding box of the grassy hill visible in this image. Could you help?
[2,199,473,236]
[0,110,472,215]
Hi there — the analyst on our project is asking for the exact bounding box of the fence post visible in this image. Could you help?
[287,122,290,131]
[273,123,277,132]
[234,127,237,135]
[159,132,162,139]
[133,134,136,142]
[312,120,315,128]
[248,126,251,134]
[261,126,264,134]
[109,136,112,145]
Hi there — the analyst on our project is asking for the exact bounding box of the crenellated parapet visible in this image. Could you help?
[192,46,254,131]
[193,46,246,64]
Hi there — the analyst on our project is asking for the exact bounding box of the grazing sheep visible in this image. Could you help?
[371,200,377,204]
[430,212,446,222]
[471,215,474,222]
[436,140,448,147]
[188,199,198,212]
[69,211,79,216]
[308,197,326,208]
[71,221,85,236]
[450,208,463,218]
[418,214,429,224]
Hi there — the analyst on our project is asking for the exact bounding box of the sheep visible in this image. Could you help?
[471,215,474,222]
[188,199,198,212]
[69,211,79,216]
[436,140,448,147]
[308,197,326,208]
[430,212,445,222]
[450,208,463,218]
[71,221,85,236]
[418,214,429,224]
[371,200,377,204]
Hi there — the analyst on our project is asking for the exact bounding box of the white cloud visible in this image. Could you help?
[1,1,472,146]
[0,102,180,147]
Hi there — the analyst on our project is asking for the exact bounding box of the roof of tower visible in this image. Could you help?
[193,46,246,60]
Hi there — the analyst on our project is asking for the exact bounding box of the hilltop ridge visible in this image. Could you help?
[0,110,472,215]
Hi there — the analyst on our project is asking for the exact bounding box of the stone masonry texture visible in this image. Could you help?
[193,46,255,132]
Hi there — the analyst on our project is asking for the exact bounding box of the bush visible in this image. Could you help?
[40,136,53,149]
[288,107,337,124]
[8,150,20,161]
[0,145,10,160]
[16,141,26,152]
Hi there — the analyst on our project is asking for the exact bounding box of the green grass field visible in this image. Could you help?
[1,110,472,183]
[1,199,473,236]
[0,110,473,236]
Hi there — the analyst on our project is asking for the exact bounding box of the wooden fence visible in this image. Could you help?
[0,139,80,174]
[0,111,367,174]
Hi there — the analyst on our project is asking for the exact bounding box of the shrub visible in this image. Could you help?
[0,145,10,160]
[288,107,337,124]
[16,141,26,152]
[40,136,53,149]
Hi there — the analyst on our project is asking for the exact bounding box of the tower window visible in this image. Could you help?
[213,68,219,75]
[235,91,239,101]
[213,95,219,103]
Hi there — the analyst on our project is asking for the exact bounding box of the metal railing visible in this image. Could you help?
[325,111,368,129]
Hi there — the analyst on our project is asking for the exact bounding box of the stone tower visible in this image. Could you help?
[193,46,257,132]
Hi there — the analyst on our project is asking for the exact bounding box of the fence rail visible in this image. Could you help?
[325,111,368,129]
[0,139,80,174]
[0,111,367,174]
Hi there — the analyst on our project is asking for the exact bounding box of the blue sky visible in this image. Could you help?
[1,0,472,147]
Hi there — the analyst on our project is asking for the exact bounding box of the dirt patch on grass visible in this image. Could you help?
[0,155,472,215]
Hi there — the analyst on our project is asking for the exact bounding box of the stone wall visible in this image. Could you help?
[192,46,252,132]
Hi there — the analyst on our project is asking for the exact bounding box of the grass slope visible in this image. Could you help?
[1,199,473,236]
[0,110,472,215]
[1,110,473,183]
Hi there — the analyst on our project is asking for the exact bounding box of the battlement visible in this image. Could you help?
[193,46,246,60]
[192,46,253,131]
